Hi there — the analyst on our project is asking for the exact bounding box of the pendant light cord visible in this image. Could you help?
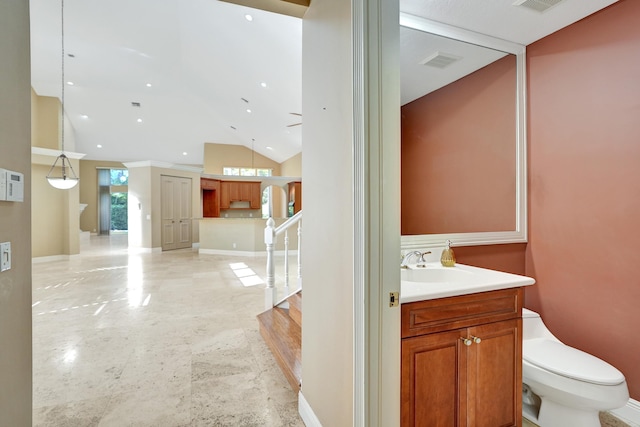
[60,0,65,153]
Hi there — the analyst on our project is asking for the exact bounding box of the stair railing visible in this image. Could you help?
[264,210,302,310]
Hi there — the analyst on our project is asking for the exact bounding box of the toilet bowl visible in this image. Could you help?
[522,308,629,427]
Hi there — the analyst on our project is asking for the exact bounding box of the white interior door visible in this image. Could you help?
[161,175,192,251]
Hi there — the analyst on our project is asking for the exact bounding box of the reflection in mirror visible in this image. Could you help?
[401,28,516,235]
[399,14,527,249]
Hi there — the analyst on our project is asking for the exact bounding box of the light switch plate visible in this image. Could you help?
[1,242,11,272]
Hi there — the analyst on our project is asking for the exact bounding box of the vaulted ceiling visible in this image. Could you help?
[29,0,619,166]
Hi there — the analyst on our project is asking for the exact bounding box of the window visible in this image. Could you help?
[223,167,272,177]
[222,167,273,218]
[110,169,129,185]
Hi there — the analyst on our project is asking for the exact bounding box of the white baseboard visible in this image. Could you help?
[197,249,298,256]
[32,255,70,264]
[198,249,260,256]
[299,391,322,427]
[610,398,640,426]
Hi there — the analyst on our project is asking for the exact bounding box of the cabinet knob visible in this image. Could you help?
[461,337,472,346]
[471,336,482,344]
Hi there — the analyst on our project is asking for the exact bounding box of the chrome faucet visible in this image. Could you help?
[401,251,431,269]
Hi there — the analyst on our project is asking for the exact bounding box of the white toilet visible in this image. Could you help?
[522,308,629,427]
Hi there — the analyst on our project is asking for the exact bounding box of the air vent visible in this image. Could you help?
[420,52,461,69]
[513,0,564,13]
[131,102,141,107]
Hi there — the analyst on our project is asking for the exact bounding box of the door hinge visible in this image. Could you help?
[389,292,399,307]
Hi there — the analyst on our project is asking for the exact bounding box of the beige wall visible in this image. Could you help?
[30,91,81,258]
[0,0,32,423]
[31,91,60,150]
[127,163,201,250]
[203,143,282,175]
[280,152,302,177]
[301,0,354,424]
[78,160,126,233]
[199,217,298,252]
[127,166,153,248]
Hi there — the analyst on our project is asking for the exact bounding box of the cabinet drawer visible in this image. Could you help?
[401,288,523,339]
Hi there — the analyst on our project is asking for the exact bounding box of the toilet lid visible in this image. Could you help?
[523,339,625,386]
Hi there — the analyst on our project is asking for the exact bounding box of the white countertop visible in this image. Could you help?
[400,262,535,304]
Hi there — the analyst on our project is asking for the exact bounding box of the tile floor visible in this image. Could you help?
[32,234,633,427]
[523,412,631,427]
[32,234,304,426]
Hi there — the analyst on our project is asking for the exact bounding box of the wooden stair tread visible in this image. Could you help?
[257,306,301,391]
[288,291,302,328]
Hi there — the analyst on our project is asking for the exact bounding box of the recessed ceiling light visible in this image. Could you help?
[137,118,143,123]
[81,114,89,119]
[97,144,102,148]
[245,14,253,21]
[266,146,273,150]
[182,152,188,156]
[66,81,74,86]
[246,109,252,113]
[146,83,152,87]
[261,82,267,88]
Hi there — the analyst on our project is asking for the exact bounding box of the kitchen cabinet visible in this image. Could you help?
[219,181,261,209]
[201,178,220,218]
[200,178,218,190]
[287,181,302,216]
[401,288,523,427]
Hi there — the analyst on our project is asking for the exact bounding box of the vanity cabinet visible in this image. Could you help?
[401,287,523,427]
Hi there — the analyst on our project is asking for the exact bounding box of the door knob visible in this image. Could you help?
[461,337,472,346]
[471,336,482,344]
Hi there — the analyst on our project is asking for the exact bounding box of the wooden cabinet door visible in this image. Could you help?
[402,329,467,427]
[249,182,261,209]
[228,181,241,201]
[220,181,230,209]
[467,319,521,427]
[240,182,250,201]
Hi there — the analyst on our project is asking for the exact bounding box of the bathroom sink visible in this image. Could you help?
[401,265,474,283]
[400,262,535,303]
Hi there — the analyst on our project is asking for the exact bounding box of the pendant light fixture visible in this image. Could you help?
[46,0,79,190]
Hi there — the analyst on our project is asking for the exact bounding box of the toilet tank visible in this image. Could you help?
[522,308,560,342]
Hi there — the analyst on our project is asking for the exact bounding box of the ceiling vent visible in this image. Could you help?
[131,102,141,107]
[420,52,461,69]
[513,0,564,13]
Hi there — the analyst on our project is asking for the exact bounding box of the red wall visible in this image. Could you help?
[455,243,526,276]
[401,56,516,235]
[526,0,640,400]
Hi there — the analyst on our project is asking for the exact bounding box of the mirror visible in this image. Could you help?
[399,14,527,250]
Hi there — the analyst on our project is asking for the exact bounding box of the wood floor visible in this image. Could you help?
[257,292,302,391]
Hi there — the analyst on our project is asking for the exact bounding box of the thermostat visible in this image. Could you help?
[0,168,24,202]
